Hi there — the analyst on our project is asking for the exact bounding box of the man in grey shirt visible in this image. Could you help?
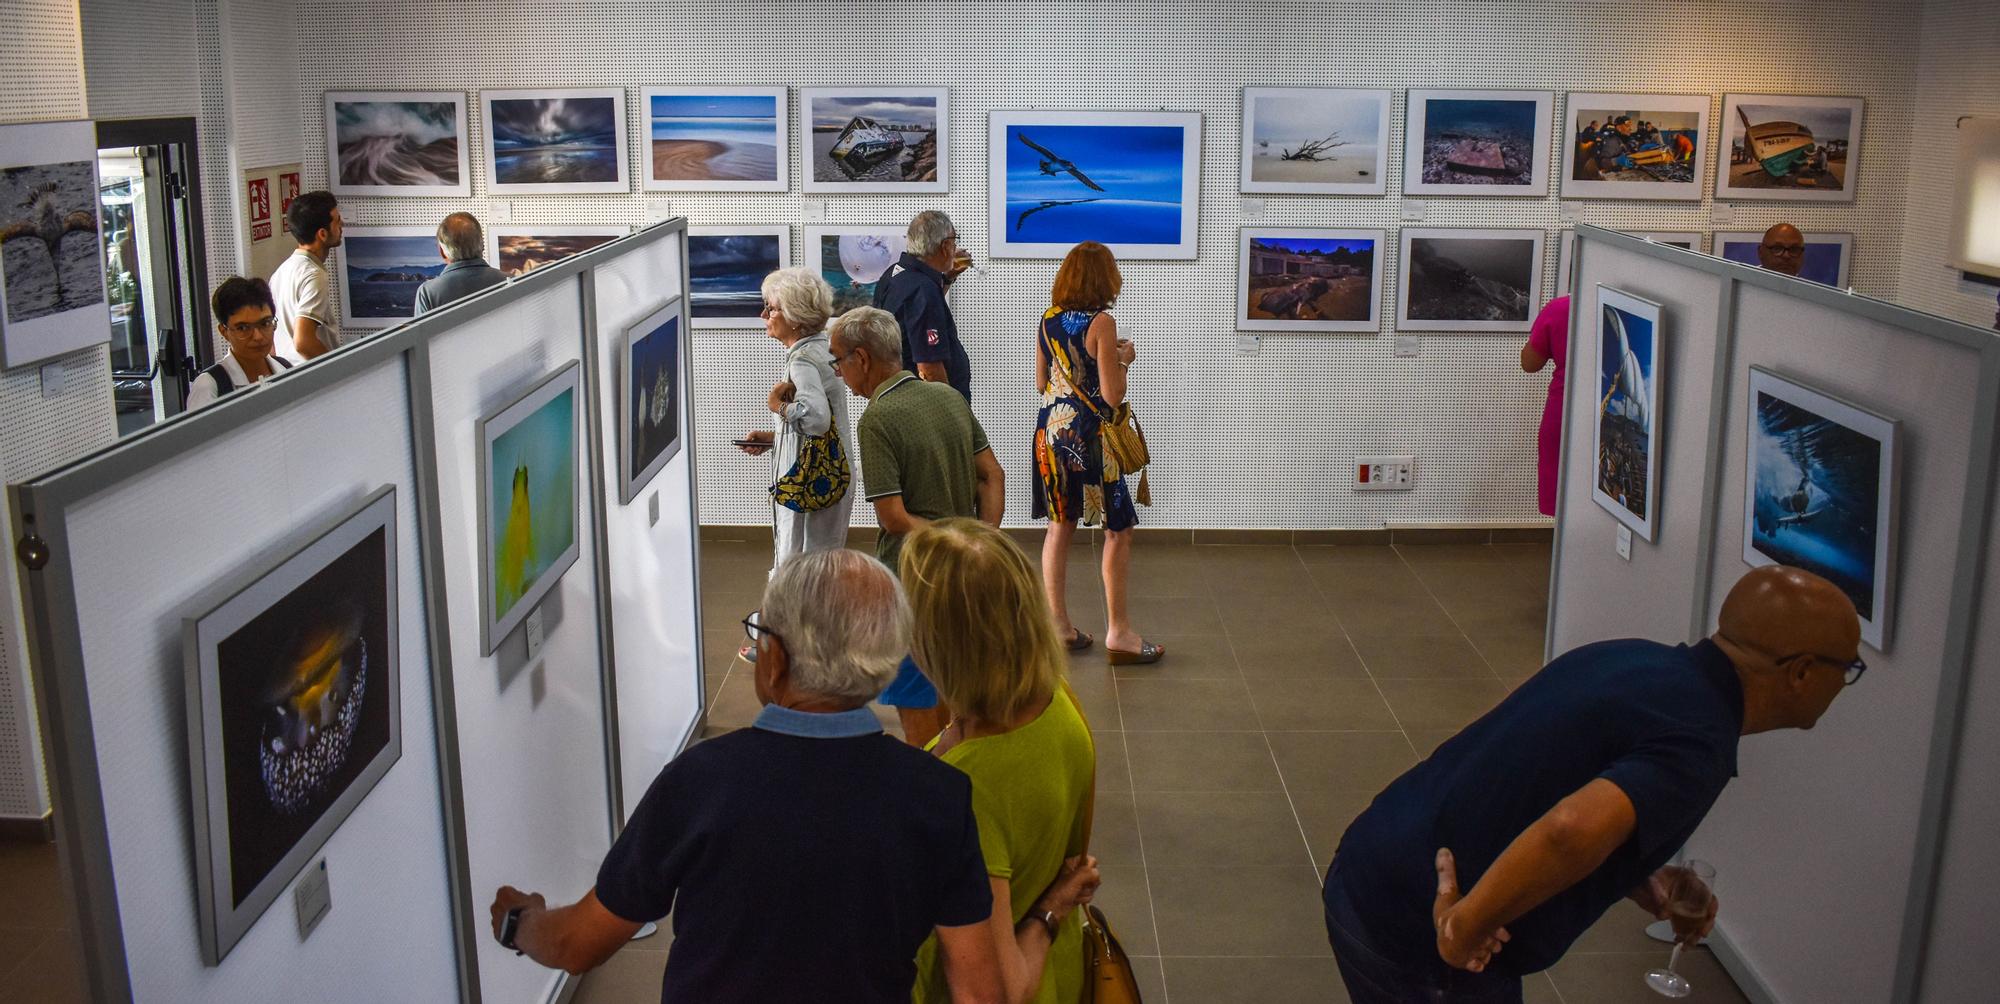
[414,212,507,315]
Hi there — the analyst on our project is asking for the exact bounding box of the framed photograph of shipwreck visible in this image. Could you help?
[1395,227,1544,333]
[1716,94,1863,202]
[1403,89,1553,197]
[800,87,948,193]
[1240,88,1391,196]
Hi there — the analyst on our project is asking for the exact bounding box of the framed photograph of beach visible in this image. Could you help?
[1716,94,1863,202]
[642,87,788,192]
[324,91,470,197]
[800,87,948,194]
[1560,93,1709,200]
[1240,88,1390,196]
[480,88,628,195]
[988,109,1203,259]
[688,227,788,327]
[1237,229,1384,333]
[337,226,439,330]
[1402,90,1553,197]
[487,226,628,278]
[805,227,908,313]
[1395,227,1544,333]
[1714,230,1853,287]
[1591,286,1665,542]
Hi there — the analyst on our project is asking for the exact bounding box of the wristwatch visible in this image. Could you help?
[1035,907,1061,939]
[499,905,526,955]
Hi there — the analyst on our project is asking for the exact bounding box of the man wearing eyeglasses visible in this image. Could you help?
[1323,565,1863,1002]
[185,277,293,411]
[1756,223,1807,278]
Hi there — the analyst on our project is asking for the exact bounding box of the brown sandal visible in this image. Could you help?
[1106,641,1165,666]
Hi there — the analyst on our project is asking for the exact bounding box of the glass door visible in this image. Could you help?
[95,119,209,434]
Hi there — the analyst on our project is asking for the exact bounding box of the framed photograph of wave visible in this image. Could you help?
[643,87,788,192]
[325,91,470,197]
[988,109,1203,259]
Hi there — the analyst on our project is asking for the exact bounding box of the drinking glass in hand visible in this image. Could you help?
[1644,859,1717,998]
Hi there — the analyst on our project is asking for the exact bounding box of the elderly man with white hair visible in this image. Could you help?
[488,549,1006,1003]
[739,266,852,580]
[874,209,974,400]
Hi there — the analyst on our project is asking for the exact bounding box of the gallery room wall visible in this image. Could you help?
[290,0,1936,532]
[1897,0,2000,328]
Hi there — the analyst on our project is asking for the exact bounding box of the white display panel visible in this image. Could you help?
[590,235,705,814]
[424,277,612,1004]
[57,356,460,1001]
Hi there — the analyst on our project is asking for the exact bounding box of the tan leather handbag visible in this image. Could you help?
[1047,328,1153,507]
[1064,683,1144,1002]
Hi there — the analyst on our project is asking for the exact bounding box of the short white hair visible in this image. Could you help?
[758,267,833,333]
[762,549,910,702]
[829,306,902,366]
[906,210,956,257]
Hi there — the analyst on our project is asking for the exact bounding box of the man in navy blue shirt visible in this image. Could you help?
[1324,565,1863,1002]
[875,210,973,400]
[488,550,1017,1003]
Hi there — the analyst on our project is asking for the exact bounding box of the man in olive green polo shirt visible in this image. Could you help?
[830,306,1004,744]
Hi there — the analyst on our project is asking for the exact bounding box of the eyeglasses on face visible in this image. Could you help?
[226,315,277,335]
[1837,654,1867,686]
[1761,243,1806,257]
[829,347,860,371]
[760,302,780,319]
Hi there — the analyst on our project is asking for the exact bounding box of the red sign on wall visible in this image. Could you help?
[279,171,301,214]
[246,177,272,241]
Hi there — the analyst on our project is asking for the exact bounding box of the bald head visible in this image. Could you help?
[437,212,484,262]
[1757,223,1805,277]
[1715,565,1861,732]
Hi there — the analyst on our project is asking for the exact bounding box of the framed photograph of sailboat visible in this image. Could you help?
[1716,94,1863,202]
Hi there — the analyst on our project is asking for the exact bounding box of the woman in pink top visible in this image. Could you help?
[1522,296,1570,517]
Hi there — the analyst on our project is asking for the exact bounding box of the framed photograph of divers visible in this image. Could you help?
[182,485,403,965]
[1239,88,1391,196]
[1742,367,1899,650]
[619,296,685,504]
[1716,94,1863,202]
[477,362,583,654]
[800,87,949,193]
[324,91,471,197]
[1559,93,1709,200]
[1237,228,1384,333]
[0,120,112,367]
[988,109,1204,259]
[1591,287,1664,541]
[687,227,788,327]
[1402,89,1554,197]
[480,88,630,194]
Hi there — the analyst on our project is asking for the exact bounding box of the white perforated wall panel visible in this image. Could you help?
[59,358,460,1000]
[1896,0,2000,329]
[80,0,200,122]
[295,0,1924,530]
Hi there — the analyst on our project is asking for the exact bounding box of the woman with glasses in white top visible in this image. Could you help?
[186,277,293,411]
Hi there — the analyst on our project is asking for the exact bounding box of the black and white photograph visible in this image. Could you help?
[1396,227,1545,332]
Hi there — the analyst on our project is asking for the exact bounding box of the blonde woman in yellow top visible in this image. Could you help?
[905,519,1101,1004]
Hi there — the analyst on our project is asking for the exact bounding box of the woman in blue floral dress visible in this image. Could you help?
[1033,242,1162,665]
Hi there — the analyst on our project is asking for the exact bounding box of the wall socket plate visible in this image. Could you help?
[525,605,545,661]
[1617,524,1633,560]
[1355,455,1415,491]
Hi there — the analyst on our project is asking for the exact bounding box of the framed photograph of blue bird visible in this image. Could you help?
[988,110,1203,259]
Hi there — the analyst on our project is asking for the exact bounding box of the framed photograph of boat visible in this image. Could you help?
[988,109,1203,259]
[1395,227,1544,332]
[1237,228,1384,333]
[324,91,471,197]
[687,227,788,327]
[1742,366,1899,650]
[1591,287,1664,542]
[800,87,948,194]
[1559,93,1709,200]
[642,87,789,193]
[1715,230,1853,287]
[1402,89,1553,197]
[1240,88,1391,196]
[1716,94,1863,202]
[480,88,629,195]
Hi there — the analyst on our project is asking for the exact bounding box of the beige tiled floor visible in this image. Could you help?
[571,538,1753,1004]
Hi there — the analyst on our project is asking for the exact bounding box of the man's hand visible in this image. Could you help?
[490,886,546,942]
[738,429,773,456]
[1433,849,1509,972]
[1631,866,1720,944]
[767,380,796,414]
[916,360,950,384]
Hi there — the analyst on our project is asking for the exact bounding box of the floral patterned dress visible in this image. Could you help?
[1033,307,1137,531]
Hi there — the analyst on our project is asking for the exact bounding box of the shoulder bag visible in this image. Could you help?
[769,425,851,513]
[1062,682,1145,1003]
[1046,325,1153,507]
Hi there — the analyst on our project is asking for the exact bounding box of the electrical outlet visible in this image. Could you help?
[1617,525,1633,560]
[1354,455,1415,491]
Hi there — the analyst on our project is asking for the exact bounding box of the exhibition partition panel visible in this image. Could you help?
[9,219,702,1004]
[1547,226,2000,1003]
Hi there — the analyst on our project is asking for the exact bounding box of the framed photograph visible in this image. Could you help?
[487,226,627,278]
[1743,367,1898,649]
[182,485,402,965]
[688,227,788,327]
[800,87,948,193]
[1717,94,1863,202]
[1560,93,1709,200]
[480,88,628,194]
[805,227,908,313]
[1403,89,1553,197]
[642,87,788,192]
[619,296,684,504]
[1396,228,1545,332]
[325,91,470,197]
[1591,287,1665,541]
[478,362,582,655]
[1715,230,1852,287]
[0,120,111,368]
[1557,231,1703,297]
[338,226,439,330]
[988,109,1203,259]
[1237,228,1384,333]
[1240,88,1390,196]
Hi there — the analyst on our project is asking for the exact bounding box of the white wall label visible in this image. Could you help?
[648,491,660,526]
[1235,334,1261,355]
[1393,335,1420,358]
[525,604,545,660]
[1240,197,1266,221]
[802,199,828,222]
[1400,200,1427,221]
[1616,524,1633,560]
[295,858,331,940]
[647,201,674,222]
[491,199,512,222]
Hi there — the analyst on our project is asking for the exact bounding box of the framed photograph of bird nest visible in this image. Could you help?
[988,110,1203,259]
[0,120,112,368]
[1742,366,1899,650]
[1590,286,1665,542]
[476,361,582,655]
[1240,88,1391,196]
[181,485,403,964]
[619,295,684,504]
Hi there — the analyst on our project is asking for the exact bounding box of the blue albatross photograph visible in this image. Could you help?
[1003,124,1185,246]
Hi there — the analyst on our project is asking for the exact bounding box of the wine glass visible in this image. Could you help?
[1644,860,1717,998]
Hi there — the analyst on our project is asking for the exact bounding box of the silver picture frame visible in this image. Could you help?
[618,295,685,504]
[476,360,584,654]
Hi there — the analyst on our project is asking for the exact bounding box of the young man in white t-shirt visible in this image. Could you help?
[270,190,343,363]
